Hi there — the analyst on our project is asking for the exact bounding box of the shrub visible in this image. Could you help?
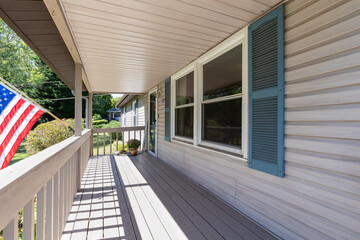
[92,113,102,121]
[92,119,108,129]
[127,139,140,149]
[103,120,121,139]
[25,119,74,155]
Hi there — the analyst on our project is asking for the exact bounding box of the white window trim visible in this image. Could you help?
[170,27,248,159]
[171,64,195,142]
[148,86,158,157]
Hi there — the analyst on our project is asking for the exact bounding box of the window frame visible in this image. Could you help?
[170,27,248,158]
[171,64,195,143]
[132,100,137,126]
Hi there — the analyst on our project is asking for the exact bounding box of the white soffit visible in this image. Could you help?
[60,0,281,94]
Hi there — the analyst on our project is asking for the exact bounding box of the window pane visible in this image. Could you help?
[175,107,193,138]
[176,72,194,106]
[203,45,242,100]
[202,98,241,147]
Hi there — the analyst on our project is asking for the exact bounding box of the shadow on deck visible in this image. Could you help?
[61,152,276,240]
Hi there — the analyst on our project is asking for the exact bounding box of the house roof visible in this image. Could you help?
[115,94,137,108]
[106,108,121,113]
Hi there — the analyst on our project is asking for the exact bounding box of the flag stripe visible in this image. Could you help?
[0,96,21,126]
[0,98,25,135]
[0,109,43,169]
[0,104,34,156]
[0,102,30,144]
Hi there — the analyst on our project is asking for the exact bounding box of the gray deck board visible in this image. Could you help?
[62,153,276,240]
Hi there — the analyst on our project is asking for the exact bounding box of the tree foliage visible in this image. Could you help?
[111,96,121,107]
[0,19,45,96]
[93,95,112,119]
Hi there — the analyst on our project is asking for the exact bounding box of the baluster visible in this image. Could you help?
[97,133,99,156]
[116,132,118,152]
[110,132,112,153]
[36,186,45,240]
[4,218,18,240]
[66,160,70,216]
[59,166,64,233]
[122,131,125,151]
[90,133,93,157]
[45,177,53,240]
[53,172,59,239]
[23,198,34,240]
[103,133,106,155]
[140,130,142,151]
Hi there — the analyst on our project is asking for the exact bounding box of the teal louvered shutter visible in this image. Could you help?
[248,5,285,177]
[135,98,139,108]
[164,78,171,141]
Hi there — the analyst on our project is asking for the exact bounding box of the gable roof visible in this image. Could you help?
[115,94,137,108]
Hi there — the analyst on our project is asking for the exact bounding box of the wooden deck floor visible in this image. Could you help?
[62,152,276,240]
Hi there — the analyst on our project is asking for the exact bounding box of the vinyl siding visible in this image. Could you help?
[151,1,360,239]
[120,95,147,148]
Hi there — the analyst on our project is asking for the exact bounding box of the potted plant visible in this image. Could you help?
[127,139,141,155]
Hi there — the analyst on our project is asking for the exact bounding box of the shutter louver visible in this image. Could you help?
[164,78,171,142]
[248,5,285,177]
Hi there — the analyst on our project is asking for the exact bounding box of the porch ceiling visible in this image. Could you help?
[59,0,282,94]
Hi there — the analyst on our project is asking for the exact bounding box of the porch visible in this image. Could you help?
[0,127,275,240]
[62,153,275,240]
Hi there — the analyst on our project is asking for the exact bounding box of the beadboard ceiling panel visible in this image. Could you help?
[60,0,282,93]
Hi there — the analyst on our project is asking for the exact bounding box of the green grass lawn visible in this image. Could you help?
[92,133,128,155]
[9,140,28,166]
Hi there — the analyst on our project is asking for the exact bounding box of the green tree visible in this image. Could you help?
[111,96,121,107]
[93,95,112,119]
[0,19,45,96]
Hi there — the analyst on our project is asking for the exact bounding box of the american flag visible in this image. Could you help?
[0,82,44,169]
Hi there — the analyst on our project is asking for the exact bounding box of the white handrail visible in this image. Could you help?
[91,126,146,156]
[0,129,91,238]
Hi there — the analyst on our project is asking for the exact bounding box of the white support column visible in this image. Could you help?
[75,64,82,136]
[88,93,93,129]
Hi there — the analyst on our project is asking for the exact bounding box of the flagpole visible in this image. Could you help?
[0,76,75,132]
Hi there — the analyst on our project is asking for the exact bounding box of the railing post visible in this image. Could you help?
[74,64,82,136]
[88,93,93,129]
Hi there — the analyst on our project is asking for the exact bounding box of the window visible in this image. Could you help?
[174,71,194,139]
[132,100,137,126]
[171,28,247,156]
[201,44,243,148]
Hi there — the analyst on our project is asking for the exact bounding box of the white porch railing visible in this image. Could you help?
[91,126,146,156]
[0,129,91,240]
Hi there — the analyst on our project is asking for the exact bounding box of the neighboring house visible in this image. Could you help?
[106,108,121,121]
[1,1,359,239]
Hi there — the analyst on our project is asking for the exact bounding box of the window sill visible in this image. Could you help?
[170,138,248,165]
